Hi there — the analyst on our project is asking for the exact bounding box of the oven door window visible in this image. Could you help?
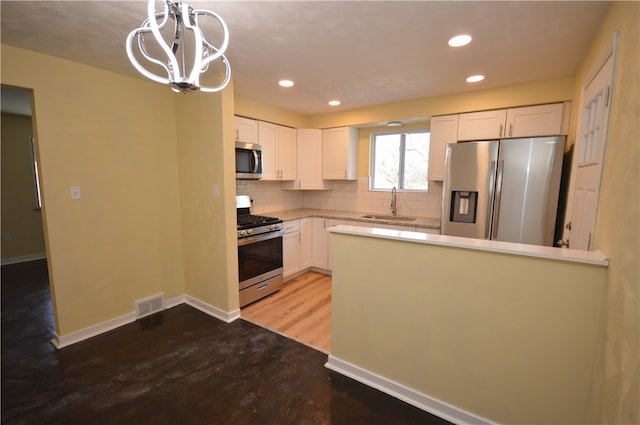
[238,236,283,283]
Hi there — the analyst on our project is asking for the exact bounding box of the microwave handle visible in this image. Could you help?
[252,150,259,173]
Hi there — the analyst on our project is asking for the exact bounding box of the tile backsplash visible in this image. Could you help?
[236,177,442,219]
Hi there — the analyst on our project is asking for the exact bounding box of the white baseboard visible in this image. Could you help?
[184,295,241,323]
[51,312,136,349]
[164,294,185,309]
[1,253,47,266]
[50,294,240,349]
[325,355,495,425]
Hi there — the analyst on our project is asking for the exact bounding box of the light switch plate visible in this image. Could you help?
[70,186,81,200]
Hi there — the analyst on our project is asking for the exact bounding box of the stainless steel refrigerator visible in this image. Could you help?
[441,136,565,246]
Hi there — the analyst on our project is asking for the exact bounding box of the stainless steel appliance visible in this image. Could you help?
[441,136,565,246]
[235,142,262,179]
[236,195,283,307]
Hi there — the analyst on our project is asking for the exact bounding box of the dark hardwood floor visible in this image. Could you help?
[1,259,451,425]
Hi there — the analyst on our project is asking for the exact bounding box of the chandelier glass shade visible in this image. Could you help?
[126,0,231,93]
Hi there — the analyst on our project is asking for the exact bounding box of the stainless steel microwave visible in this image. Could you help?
[235,142,262,179]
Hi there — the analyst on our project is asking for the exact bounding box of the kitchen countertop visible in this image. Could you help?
[329,225,609,266]
[265,208,440,231]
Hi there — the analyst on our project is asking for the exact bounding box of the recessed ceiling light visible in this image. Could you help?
[328,100,341,106]
[466,75,485,83]
[448,34,472,47]
[278,79,294,88]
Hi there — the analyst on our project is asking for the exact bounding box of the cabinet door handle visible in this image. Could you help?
[499,124,503,138]
[509,123,513,137]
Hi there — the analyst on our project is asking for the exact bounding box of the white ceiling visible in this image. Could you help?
[1,1,609,116]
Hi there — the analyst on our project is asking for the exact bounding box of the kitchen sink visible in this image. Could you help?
[361,214,416,221]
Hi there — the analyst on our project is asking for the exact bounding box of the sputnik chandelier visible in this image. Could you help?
[126,0,231,93]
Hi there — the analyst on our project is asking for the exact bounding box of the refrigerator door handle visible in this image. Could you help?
[492,160,505,240]
[485,160,497,238]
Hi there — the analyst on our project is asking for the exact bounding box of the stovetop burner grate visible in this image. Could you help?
[237,213,282,230]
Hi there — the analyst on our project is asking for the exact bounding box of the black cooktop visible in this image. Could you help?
[236,212,282,230]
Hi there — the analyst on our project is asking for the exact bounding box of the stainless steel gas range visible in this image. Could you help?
[236,196,283,307]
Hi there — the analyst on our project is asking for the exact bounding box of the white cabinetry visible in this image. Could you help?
[283,220,301,279]
[428,114,459,181]
[259,121,296,181]
[283,218,313,280]
[311,217,347,271]
[457,109,507,141]
[311,218,328,270]
[322,127,358,180]
[505,103,566,138]
[288,129,332,190]
[234,116,258,144]
[299,218,312,270]
[457,103,568,141]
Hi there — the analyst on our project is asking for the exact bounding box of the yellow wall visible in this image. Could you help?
[572,2,639,423]
[330,231,608,424]
[1,112,46,260]
[234,93,308,128]
[175,84,239,310]
[1,46,186,336]
[307,77,575,129]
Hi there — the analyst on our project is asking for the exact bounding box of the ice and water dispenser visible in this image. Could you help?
[449,191,478,223]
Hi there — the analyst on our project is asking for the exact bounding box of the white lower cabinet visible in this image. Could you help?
[299,218,312,270]
[311,217,347,271]
[283,218,313,280]
[283,220,301,279]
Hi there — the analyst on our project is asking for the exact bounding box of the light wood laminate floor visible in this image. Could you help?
[241,271,332,353]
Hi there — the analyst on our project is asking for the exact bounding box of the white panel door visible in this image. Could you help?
[563,49,615,250]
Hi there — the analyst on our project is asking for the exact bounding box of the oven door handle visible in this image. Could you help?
[238,230,283,247]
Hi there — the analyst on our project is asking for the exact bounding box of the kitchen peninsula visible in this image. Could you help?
[326,225,608,425]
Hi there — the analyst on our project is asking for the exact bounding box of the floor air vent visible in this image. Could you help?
[135,294,164,319]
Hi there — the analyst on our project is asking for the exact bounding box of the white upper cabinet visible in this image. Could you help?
[234,116,258,144]
[259,121,296,181]
[292,129,332,190]
[457,103,569,141]
[457,109,507,141]
[428,114,459,181]
[322,126,358,180]
[505,103,566,138]
[278,126,297,180]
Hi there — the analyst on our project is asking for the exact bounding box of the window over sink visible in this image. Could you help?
[369,131,430,191]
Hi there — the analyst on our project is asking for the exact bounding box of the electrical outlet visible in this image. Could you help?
[213,184,219,198]
[4,233,12,241]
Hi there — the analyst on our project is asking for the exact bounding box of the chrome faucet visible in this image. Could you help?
[390,186,397,216]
